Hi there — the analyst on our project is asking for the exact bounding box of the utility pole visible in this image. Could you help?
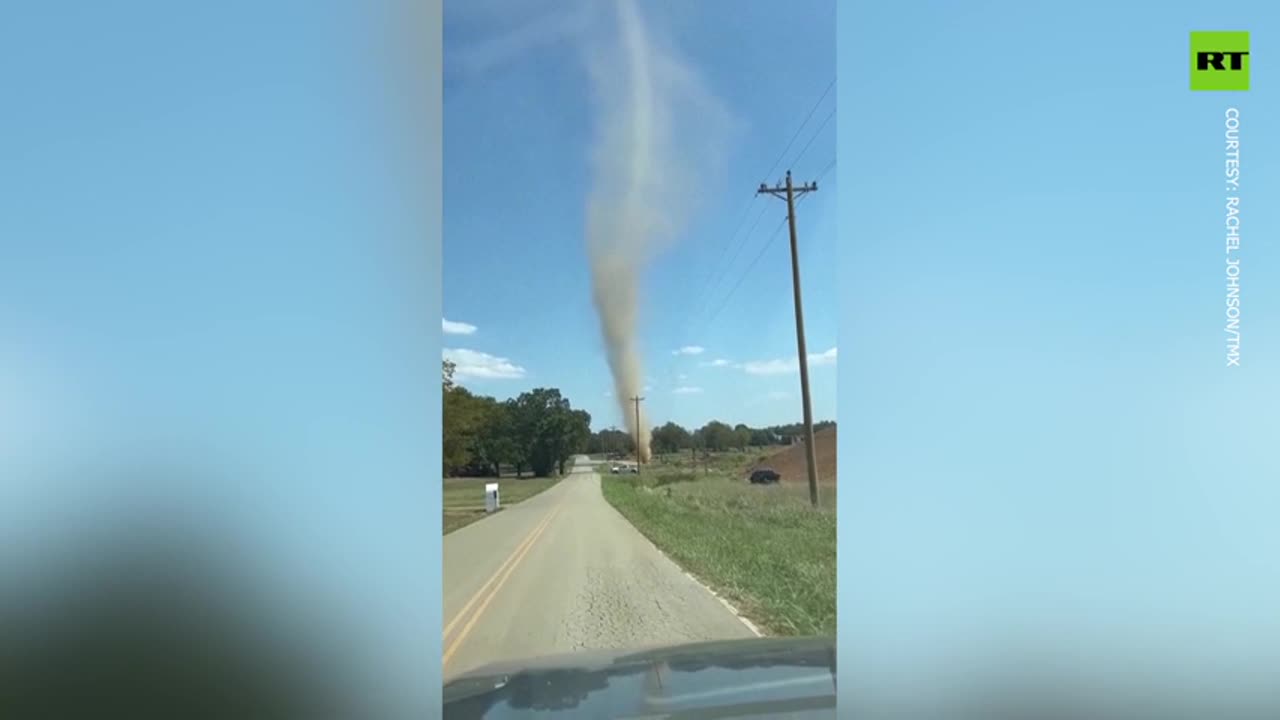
[631,395,644,475]
[758,170,821,508]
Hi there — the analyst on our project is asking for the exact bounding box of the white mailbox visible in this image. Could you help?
[485,482,500,513]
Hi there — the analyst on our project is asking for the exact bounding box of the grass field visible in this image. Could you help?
[442,476,561,535]
[602,452,836,637]
[649,448,783,476]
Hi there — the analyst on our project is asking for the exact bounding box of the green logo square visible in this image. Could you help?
[1191,31,1250,91]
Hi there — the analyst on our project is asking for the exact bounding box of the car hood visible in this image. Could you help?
[443,635,836,718]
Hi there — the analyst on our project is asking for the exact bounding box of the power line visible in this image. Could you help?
[692,81,833,331]
[686,78,834,335]
[665,78,835,383]
[699,214,789,333]
[682,77,831,333]
[695,202,770,315]
[813,156,836,184]
[790,106,835,171]
[761,77,834,184]
[700,154,832,330]
[685,195,763,317]
[693,156,832,344]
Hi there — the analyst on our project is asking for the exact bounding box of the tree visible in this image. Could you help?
[496,398,528,477]
[549,408,592,476]
[442,371,485,475]
[506,391,542,477]
[539,400,574,478]
[698,420,735,452]
[443,360,456,392]
[510,387,577,478]
[594,427,634,456]
[568,409,592,455]
[464,396,510,477]
[651,421,691,455]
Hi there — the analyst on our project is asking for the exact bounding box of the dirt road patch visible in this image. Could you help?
[747,426,837,485]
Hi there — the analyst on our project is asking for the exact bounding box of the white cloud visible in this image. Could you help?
[442,318,477,335]
[745,389,791,407]
[740,347,837,376]
[672,386,703,395]
[672,345,705,356]
[677,373,688,381]
[740,358,794,376]
[446,2,594,79]
[443,348,526,380]
[700,358,731,368]
[810,347,838,366]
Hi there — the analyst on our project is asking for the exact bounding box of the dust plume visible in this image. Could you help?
[582,1,732,462]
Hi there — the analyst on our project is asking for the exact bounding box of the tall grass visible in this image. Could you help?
[441,476,560,535]
[602,470,836,637]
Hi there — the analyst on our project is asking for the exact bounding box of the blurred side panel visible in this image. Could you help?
[838,1,1280,718]
[0,0,443,717]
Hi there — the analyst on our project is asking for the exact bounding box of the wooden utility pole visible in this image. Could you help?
[758,170,821,507]
[631,395,644,475]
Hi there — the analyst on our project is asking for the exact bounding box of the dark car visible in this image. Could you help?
[443,636,836,718]
[749,468,780,485]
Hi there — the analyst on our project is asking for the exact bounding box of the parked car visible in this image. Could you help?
[749,468,781,485]
[629,465,639,474]
[610,465,620,474]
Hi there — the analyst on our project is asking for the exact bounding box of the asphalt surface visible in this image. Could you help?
[442,455,757,680]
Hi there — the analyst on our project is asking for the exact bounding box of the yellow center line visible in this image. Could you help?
[444,505,558,640]
[443,503,563,668]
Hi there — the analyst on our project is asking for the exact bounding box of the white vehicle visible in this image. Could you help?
[610,465,621,474]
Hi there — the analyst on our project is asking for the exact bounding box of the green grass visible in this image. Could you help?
[602,466,836,638]
[648,448,778,477]
[442,476,561,535]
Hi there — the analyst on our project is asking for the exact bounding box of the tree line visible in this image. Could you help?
[443,360,590,478]
[619,418,835,456]
[584,419,835,456]
[444,359,835,477]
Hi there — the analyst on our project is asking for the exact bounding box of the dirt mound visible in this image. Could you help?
[747,426,837,485]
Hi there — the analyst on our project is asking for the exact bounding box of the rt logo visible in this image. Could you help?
[1191,31,1250,91]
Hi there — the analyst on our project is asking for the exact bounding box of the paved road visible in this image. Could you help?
[442,455,757,680]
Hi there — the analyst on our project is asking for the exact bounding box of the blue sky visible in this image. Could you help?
[443,0,836,432]
[840,0,1280,693]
